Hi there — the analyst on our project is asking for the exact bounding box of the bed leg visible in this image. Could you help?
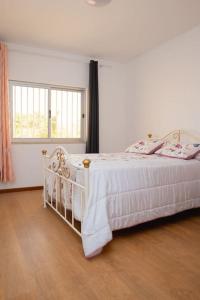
[43,177,47,208]
[42,149,48,208]
[44,199,47,208]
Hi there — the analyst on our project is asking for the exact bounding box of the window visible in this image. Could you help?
[10,81,86,143]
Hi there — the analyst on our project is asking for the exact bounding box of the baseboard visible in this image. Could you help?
[0,186,43,194]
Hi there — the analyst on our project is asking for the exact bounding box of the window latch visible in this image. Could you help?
[82,113,85,119]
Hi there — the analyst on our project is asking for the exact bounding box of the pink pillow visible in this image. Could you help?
[125,140,163,155]
[155,143,200,160]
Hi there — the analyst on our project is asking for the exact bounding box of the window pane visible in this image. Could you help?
[12,85,48,138]
[51,89,82,138]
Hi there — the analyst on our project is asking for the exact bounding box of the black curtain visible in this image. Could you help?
[86,60,99,153]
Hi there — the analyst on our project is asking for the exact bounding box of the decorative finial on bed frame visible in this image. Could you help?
[147,133,152,139]
[42,149,47,156]
[83,159,91,168]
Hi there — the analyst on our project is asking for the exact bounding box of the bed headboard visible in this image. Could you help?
[148,130,200,144]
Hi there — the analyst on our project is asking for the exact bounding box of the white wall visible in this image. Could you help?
[99,63,129,152]
[3,24,200,190]
[0,45,129,189]
[127,25,200,143]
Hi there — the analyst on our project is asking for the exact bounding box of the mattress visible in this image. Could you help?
[46,152,200,257]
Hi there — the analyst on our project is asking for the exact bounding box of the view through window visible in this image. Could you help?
[10,82,85,141]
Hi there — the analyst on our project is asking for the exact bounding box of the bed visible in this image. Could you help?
[42,130,200,257]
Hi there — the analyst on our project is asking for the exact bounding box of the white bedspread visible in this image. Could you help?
[68,153,200,257]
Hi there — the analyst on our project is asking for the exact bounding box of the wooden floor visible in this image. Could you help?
[0,191,200,300]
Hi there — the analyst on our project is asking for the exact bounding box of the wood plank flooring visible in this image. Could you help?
[0,190,199,300]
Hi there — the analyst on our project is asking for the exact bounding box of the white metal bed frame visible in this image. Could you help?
[42,146,91,237]
[42,129,200,238]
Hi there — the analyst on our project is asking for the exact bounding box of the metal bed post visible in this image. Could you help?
[42,149,48,208]
[83,159,91,204]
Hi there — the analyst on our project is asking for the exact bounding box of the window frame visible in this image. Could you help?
[9,80,87,144]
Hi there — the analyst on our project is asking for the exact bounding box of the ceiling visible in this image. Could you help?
[1,0,200,62]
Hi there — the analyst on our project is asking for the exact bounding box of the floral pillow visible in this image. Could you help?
[155,143,200,160]
[125,140,163,154]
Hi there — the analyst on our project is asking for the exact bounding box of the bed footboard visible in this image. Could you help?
[42,147,90,237]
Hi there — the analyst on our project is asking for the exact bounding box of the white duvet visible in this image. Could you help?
[47,152,200,257]
[68,153,200,257]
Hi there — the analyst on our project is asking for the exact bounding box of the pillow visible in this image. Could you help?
[155,143,200,160]
[125,140,163,154]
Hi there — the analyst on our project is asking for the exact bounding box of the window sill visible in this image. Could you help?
[12,138,86,144]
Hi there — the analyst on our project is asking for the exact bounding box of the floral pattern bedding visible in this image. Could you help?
[125,140,163,154]
[68,152,160,168]
[155,143,200,159]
